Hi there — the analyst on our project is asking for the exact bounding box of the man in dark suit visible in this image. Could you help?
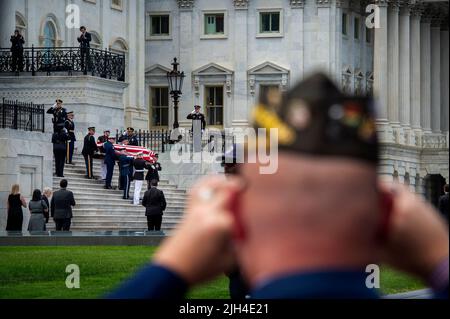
[82,127,98,179]
[52,128,69,177]
[104,136,117,189]
[108,74,450,300]
[10,30,25,73]
[77,26,91,71]
[64,111,76,165]
[142,179,166,231]
[438,184,449,223]
[46,99,67,133]
[51,179,76,231]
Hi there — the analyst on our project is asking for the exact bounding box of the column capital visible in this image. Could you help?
[373,0,389,8]
[177,0,194,10]
[316,0,331,8]
[388,0,401,11]
[233,0,249,9]
[399,0,413,15]
[290,0,304,8]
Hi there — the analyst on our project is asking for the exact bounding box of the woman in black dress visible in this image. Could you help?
[6,184,27,231]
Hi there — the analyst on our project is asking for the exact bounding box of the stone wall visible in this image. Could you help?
[0,129,53,231]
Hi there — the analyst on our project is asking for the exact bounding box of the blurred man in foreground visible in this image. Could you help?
[108,74,448,299]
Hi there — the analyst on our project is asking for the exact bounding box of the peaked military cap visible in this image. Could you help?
[88,126,95,130]
[252,72,378,165]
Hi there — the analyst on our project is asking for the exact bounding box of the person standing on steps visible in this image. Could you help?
[132,152,147,205]
[118,147,133,200]
[104,136,117,190]
[52,128,69,177]
[97,130,111,181]
[64,111,76,165]
[51,179,75,231]
[82,127,98,179]
[46,99,67,133]
[142,179,166,231]
[6,184,27,231]
[145,154,161,190]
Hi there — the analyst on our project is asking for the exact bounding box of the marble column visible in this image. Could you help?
[373,1,389,121]
[399,5,411,136]
[440,24,449,134]
[0,0,16,48]
[387,2,400,125]
[420,17,431,132]
[430,21,441,133]
[410,9,421,132]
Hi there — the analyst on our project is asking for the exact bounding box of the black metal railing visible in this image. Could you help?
[1,98,45,132]
[0,46,125,82]
[114,129,236,154]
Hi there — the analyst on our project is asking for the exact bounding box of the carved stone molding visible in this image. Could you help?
[233,0,249,9]
[290,0,304,8]
[177,0,194,10]
[316,0,331,8]
[373,0,389,7]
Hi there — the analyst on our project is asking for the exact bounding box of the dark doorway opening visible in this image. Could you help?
[424,174,447,208]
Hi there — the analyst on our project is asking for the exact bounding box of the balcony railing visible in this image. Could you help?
[0,46,125,82]
[1,98,45,132]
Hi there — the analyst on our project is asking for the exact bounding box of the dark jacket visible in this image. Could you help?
[187,112,206,130]
[119,155,133,176]
[47,106,67,132]
[41,195,50,222]
[438,193,449,222]
[142,187,166,216]
[118,133,139,146]
[64,120,76,141]
[82,134,98,156]
[133,158,147,181]
[77,32,91,48]
[52,131,69,151]
[51,188,76,219]
[104,141,117,165]
[10,35,25,52]
[145,162,161,182]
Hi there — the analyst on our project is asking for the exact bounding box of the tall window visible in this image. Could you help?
[260,12,280,33]
[204,13,224,35]
[259,84,280,106]
[206,86,224,126]
[354,17,360,40]
[151,15,170,36]
[151,87,169,127]
[43,21,56,47]
[342,13,348,36]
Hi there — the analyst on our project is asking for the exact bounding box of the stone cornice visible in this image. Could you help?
[372,0,389,7]
[290,0,304,8]
[316,0,331,8]
[233,0,249,9]
[177,0,194,10]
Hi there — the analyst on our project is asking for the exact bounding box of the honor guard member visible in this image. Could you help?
[145,154,161,190]
[187,105,206,131]
[97,130,110,180]
[46,99,67,133]
[52,128,69,177]
[104,136,117,189]
[82,127,98,179]
[64,112,76,165]
[119,127,139,146]
[118,147,133,200]
[132,152,147,205]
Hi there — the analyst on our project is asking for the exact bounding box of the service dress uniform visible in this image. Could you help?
[103,140,117,189]
[64,114,76,164]
[46,104,67,133]
[82,128,98,179]
[132,156,147,205]
[119,154,133,199]
[52,130,69,177]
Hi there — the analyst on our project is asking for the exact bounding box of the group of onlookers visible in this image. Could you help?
[5,180,75,232]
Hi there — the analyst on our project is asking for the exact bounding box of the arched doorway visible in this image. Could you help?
[423,174,446,208]
[43,21,56,47]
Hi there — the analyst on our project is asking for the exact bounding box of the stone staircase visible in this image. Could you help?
[49,154,187,232]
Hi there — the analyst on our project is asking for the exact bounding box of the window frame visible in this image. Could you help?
[342,12,348,37]
[365,27,372,45]
[354,16,360,40]
[149,86,170,128]
[204,85,224,128]
[256,8,283,38]
[200,10,228,40]
[147,12,172,40]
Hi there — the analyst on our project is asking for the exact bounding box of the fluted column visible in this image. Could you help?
[430,20,441,133]
[399,4,411,134]
[440,23,449,134]
[410,8,422,131]
[0,0,15,48]
[373,1,389,121]
[420,16,431,132]
[388,2,400,125]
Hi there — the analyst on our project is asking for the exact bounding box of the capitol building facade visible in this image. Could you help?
[0,0,448,206]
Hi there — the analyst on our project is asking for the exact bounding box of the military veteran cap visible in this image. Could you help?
[252,73,378,165]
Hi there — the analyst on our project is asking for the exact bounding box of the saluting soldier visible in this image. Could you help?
[132,152,147,205]
[117,147,134,200]
[46,99,67,133]
[187,105,206,131]
[82,127,98,179]
[52,128,69,177]
[64,111,76,165]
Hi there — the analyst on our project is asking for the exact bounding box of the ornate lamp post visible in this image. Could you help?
[167,58,185,129]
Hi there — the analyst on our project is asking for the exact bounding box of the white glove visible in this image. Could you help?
[191,110,196,114]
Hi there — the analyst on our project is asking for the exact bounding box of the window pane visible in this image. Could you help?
[161,108,168,126]
[271,13,280,32]
[205,15,216,34]
[342,14,347,35]
[161,87,169,106]
[161,16,169,34]
[215,87,223,106]
[215,15,224,33]
[354,18,359,39]
[366,28,371,43]
[216,107,223,125]
[261,13,271,32]
[151,16,161,35]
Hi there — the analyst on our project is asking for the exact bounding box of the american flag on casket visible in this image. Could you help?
[94,143,157,163]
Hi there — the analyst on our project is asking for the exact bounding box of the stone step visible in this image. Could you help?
[72,207,184,213]
[50,221,180,228]
[69,212,184,218]
[72,195,186,202]
[68,215,182,221]
[51,183,186,194]
[73,203,185,210]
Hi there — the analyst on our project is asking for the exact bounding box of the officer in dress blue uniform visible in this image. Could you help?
[118,127,139,146]
[118,147,133,200]
[64,111,76,165]
[107,73,450,300]
[52,128,69,177]
[103,136,117,189]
